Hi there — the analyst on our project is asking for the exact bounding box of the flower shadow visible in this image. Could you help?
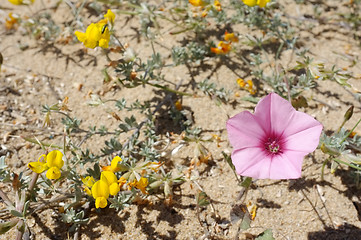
[256,198,281,209]
[79,207,128,239]
[34,42,98,69]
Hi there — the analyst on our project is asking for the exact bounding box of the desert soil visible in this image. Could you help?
[1,0,361,239]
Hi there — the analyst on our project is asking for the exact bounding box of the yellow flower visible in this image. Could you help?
[90,171,121,208]
[211,41,231,54]
[8,0,34,5]
[175,100,183,111]
[91,180,109,208]
[100,171,120,196]
[5,13,19,30]
[8,0,22,4]
[237,78,256,95]
[104,9,115,26]
[189,0,208,7]
[102,156,128,172]
[242,0,270,7]
[257,0,270,7]
[81,176,95,196]
[224,31,238,43]
[213,0,221,11]
[242,0,257,6]
[28,150,64,180]
[118,176,127,188]
[147,162,163,173]
[75,10,115,49]
[129,177,149,194]
[75,22,110,49]
[136,177,149,194]
[246,80,256,94]
[237,78,246,88]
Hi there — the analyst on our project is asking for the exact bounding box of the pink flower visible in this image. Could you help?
[226,93,322,179]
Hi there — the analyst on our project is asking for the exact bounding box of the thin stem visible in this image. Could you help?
[28,172,39,192]
[15,220,24,240]
[333,158,361,171]
[300,188,327,228]
[340,118,361,144]
[21,137,63,149]
[315,185,335,228]
[321,158,329,181]
[0,189,13,207]
[337,119,347,133]
[147,82,192,96]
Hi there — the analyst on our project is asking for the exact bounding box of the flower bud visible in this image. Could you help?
[149,180,163,189]
[320,143,339,156]
[164,182,172,197]
[344,106,354,122]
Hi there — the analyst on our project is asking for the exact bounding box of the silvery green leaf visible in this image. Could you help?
[255,229,275,240]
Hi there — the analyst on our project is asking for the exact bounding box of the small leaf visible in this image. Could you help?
[0,219,18,234]
[10,210,23,218]
[291,95,308,109]
[222,151,235,171]
[196,191,210,207]
[240,211,251,230]
[241,177,252,188]
[330,159,339,174]
[255,229,275,240]
[102,68,111,83]
[118,123,129,132]
[12,173,20,191]
[230,204,251,230]
[241,96,259,104]
[23,200,30,216]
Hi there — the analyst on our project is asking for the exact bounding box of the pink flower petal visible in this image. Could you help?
[231,147,271,179]
[253,94,272,134]
[282,123,323,153]
[254,93,296,136]
[227,92,323,180]
[227,111,266,150]
[269,151,306,179]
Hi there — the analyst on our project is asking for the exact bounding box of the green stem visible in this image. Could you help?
[170,27,196,35]
[340,118,361,144]
[337,119,347,133]
[321,158,329,181]
[333,158,361,171]
[116,10,139,15]
[21,137,63,149]
[147,82,192,96]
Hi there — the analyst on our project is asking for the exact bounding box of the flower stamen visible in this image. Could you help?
[265,138,281,154]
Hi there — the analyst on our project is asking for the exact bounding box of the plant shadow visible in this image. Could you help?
[308,223,361,240]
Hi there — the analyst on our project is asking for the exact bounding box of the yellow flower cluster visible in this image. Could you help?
[211,31,239,55]
[82,156,156,208]
[28,150,64,180]
[83,171,120,208]
[189,0,222,17]
[242,0,270,8]
[189,0,208,7]
[8,0,34,5]
[5,13,19,30]
[75,9,115,49]
[237,78,256,95]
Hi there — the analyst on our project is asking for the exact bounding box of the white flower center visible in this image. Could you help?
[265,138,281,154]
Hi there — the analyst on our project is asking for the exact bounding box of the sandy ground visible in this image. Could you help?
[1,0,361,239]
